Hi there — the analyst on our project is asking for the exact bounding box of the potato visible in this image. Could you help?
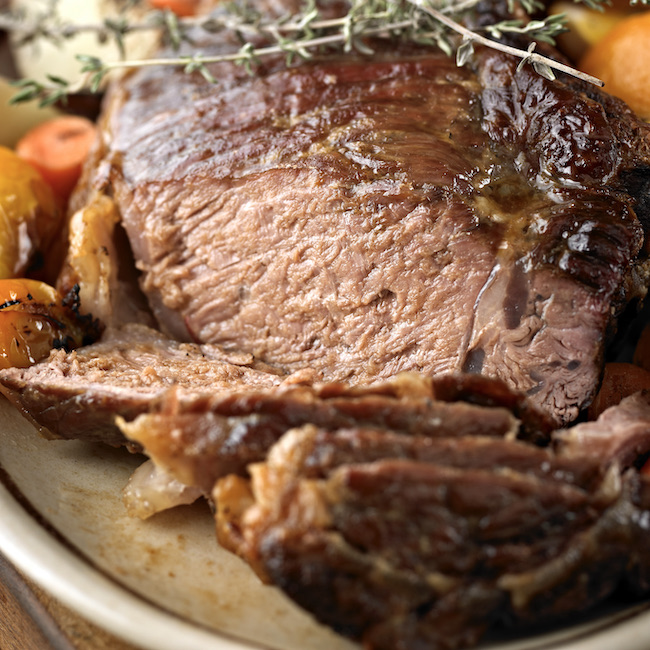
[9,0,158,88]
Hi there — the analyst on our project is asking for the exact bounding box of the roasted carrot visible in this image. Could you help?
[148,0,202,16]
[588,362,650,420]
[15,115,98,205]
[633,323,650,373]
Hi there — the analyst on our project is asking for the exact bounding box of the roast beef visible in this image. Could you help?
[117,371,553,491]
[0,323,289,446]
[215,391,650,650]
[70,5,650,424]
[2,3,650,649]
[0,328,553,481]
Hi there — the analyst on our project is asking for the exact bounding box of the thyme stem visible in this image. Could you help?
[95,19,416,72]
[6,0,608,106]
[406,0,604,86]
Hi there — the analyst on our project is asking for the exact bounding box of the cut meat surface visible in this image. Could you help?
[0,335,553,485]
[215,391,650,650]
[0,323,290,446]
[73,18,650,423]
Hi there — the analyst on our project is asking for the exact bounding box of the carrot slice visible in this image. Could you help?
[588,362,650,420]
[148,0,201,16]
[15,115,97,205]
[633,323,650,373]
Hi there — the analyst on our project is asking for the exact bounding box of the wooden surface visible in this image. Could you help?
[0,552,139,650]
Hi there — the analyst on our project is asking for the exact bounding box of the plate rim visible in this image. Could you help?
[0,477,264,650]
[2,404,650,650]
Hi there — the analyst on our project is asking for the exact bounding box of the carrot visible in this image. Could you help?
[148,0,202,16]
[642,458,650,477]
[15,115,98,206]
[588,362,650,420]
[633,323,650,373]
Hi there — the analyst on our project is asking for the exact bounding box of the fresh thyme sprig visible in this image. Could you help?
[410,0,597,83]
[3,0,631,106]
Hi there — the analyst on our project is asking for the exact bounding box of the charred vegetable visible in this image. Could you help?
[0,278,102,369]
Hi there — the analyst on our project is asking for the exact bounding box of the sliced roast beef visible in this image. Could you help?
[117,372,553,491]
[72,4,650,424]
[0,323,289,446]
[0,329,553,484]
[214,391,650,650]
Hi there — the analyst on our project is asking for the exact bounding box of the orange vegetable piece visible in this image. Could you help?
[633,323,650,372]
[588,362,650,420]
[15,115,97,205]
[0,278,102,369]
[148,0,202,16]
[0,146,60,280]
[551,1,630,62]
[579,11,650,120]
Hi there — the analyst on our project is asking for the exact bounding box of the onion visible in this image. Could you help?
[123,459,203,520]
[9,0,158,87]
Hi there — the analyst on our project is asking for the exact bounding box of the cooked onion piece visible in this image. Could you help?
[58,194,155,328]
[123,458,203,520]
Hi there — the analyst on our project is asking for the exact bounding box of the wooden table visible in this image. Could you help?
[0,551,139,650]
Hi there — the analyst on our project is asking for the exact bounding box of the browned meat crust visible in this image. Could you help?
[215,391,650,650]
[72,24,650,423]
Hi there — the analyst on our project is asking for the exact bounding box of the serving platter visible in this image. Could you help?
[1,395,650,650]
[1,1,650,647]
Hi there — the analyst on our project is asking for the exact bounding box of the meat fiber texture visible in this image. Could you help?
[69,14,650,426]
[215,391,650,650]
[0,324,289,447]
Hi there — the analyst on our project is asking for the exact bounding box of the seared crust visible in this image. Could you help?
[72,28,650,423]
[215,392,650,650]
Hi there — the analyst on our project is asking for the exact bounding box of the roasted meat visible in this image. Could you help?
[215,391,650,650]
[1,2,650,649]
[69,10,650,424]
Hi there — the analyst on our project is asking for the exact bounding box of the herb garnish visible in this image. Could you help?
[3,0,647,106]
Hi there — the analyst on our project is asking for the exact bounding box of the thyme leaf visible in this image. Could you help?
[2,0,626,105]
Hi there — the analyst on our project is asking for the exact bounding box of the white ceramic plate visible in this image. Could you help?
[1,396,650,650]
[0,396,356,650]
